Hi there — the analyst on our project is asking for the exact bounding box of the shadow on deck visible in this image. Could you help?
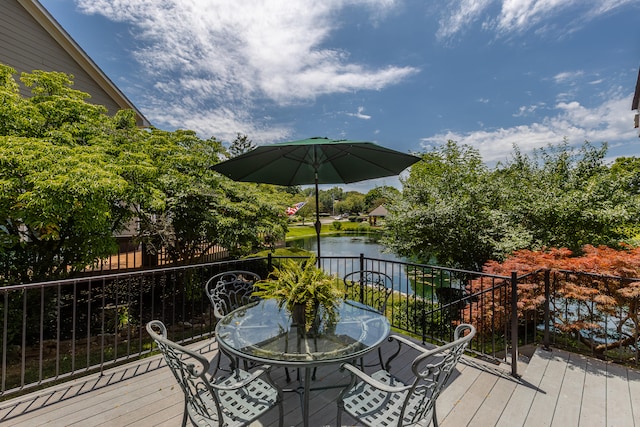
[1,336,639,426]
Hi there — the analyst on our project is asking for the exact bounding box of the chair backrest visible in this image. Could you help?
[146,320,223,423]
[205,271,261,319]
[404,323,476,424]
[343,270,393,313]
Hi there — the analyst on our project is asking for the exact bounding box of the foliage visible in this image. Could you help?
[0,64,149,282]
[0,64,290,283]
[466,245,640,356]
[389,295,442,337]
[136,127,289,261]
[228,133,256,157]
[364,186,400,212]
[384,140,497,270]
[384,140,639,270]
[252,255,343,330]
[337,191,365,215]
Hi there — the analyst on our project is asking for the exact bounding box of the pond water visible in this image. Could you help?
[286,233,405,262]
[286,233,415,294]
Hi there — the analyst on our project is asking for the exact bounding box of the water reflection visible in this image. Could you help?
[286,233,414,294]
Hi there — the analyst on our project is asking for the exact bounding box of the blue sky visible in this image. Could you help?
[40,0,640,192]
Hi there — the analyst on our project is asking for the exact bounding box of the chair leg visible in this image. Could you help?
[433,405,439,427]
[377,347,385,370]
[181,400,188,427]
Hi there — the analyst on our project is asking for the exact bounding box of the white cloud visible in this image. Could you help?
[553,70,585,84]
[436,0,493,41]
[420,93,637,164]
[513,103,545,117]
[346,106,372,120]
[436,0,636,41]
[76,0,417,141]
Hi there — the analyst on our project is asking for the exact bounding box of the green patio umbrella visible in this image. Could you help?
[211,137,421,263]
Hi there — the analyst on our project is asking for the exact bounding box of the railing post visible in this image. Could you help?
[359,254,365,303]
[510,271,519,377]
[268,253,273,272]
[543,269,551,350]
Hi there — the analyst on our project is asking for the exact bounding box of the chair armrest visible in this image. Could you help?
[340,363,412,394]
[388,334,428,353]
[210,365,273,391]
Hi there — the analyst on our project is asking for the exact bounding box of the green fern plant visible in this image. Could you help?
[253,255,343,330]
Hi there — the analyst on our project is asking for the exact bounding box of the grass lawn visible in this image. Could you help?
[286,220,378,240]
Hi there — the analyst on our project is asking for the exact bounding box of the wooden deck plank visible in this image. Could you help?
[605,361,634,427]
[467,375,519,427]
[439,368,500,427]
[628,367,640,426]
[524,349,570,427]
[1,341,638,427]
[550,351,587,427]
[493,346,552,427]
[578,357,608,427]
[436,362,482,424]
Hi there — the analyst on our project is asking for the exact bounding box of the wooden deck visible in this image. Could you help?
[1,337,639,427]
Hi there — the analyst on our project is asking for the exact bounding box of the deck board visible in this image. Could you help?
[1,337,639,427]
[551,352,587,427]
[579,357,608,427]
[525,349,570,427]
[494,346,551,427]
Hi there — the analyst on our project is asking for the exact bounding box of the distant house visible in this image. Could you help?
[633,67,640,137]
[0,0,149,127]
[368,205,388,226]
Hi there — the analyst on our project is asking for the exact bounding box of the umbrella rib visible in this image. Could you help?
[323,144,409,183]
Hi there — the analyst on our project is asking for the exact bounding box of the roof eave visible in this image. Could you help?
[19,0,151,127]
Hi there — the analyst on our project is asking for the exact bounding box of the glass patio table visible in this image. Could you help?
[215,298,390,427]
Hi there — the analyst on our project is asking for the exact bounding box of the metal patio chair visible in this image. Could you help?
[343,270,393,370]
[205,270,261,374]
[205,270,261,321]
[343,270,393,314]
[337,323,476,427]
[146,320,283,427]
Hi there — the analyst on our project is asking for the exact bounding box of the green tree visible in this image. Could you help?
[384,139,639,270]
[383,140,499,270]
[0,65,290,282]
[364,186,400,211]
[497,141,633,253]
[127,129,289,261]
[0,65,153,282]
[228,133,256,157]
[338,191,365,215]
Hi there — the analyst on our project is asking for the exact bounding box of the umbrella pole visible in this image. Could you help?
[314,174,321,267]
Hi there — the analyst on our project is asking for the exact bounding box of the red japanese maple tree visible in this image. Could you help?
[465,245,640,356]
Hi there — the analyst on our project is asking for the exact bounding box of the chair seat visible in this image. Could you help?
[340,370,432,427]
[189,369,280,427]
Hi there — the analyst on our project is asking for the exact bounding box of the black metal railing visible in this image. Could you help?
[1,254,637,400]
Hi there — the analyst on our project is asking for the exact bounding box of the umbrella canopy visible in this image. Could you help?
[211,137,421,263]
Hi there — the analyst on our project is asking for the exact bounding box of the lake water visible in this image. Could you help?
[286,233,415,293]
[286,233,405,261]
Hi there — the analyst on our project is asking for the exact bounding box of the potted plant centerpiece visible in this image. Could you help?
[253,255,343,332]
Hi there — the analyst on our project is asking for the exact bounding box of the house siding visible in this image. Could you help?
[0,0,149,126]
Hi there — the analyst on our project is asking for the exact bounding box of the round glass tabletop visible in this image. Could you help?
[215,299,390,366]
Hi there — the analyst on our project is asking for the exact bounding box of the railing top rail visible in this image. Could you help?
[15,254,639,293]
[515,267,640,283]
[0,256,271,291]
[267,254,512,279]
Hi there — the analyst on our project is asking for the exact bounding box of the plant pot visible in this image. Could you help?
[290,302,320,334]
